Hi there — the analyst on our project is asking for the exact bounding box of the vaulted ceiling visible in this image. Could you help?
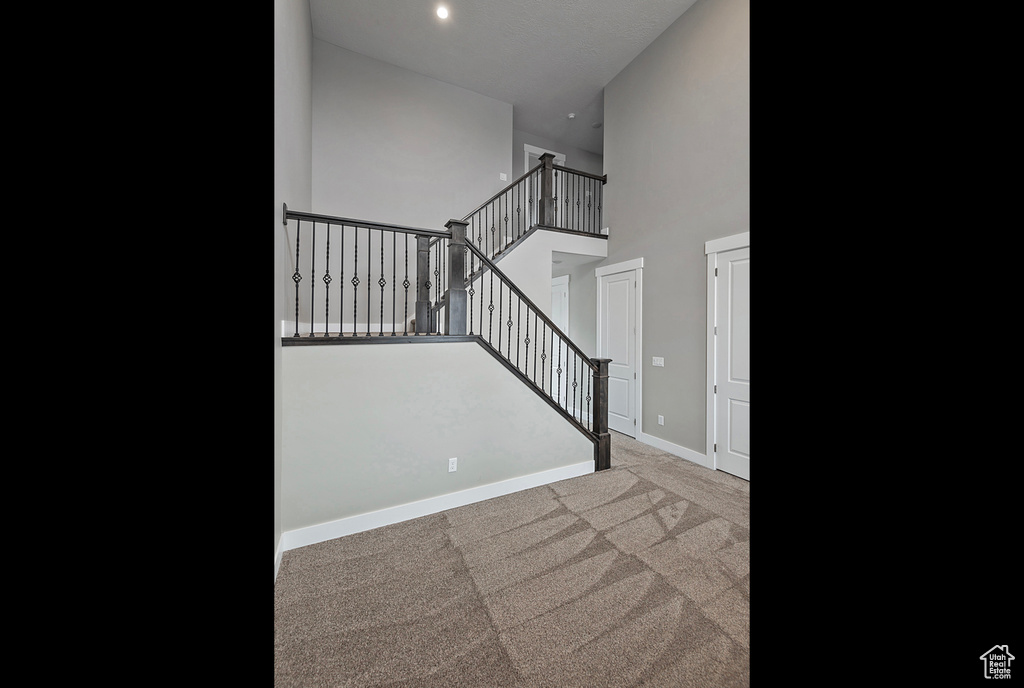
[309,0,698,155]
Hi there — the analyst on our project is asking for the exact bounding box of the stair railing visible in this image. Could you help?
[283,206,450,337]
[440,153,607,284]
[461,239,611,469]
[551,163,606,234]
[283,180,612,469]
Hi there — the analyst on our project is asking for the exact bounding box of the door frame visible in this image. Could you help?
[705,232,750,471]
[596,257,643,437]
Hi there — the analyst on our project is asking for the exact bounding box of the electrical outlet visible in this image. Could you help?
[653,356,665,367]
[448,457,458,472]
[499,173,507,181]
[658,415,664,425]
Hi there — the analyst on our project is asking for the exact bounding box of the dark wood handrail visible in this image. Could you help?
[552,164,608,184]
[459,163,543,222]
[465,241,597,373]
[284,208,451,240]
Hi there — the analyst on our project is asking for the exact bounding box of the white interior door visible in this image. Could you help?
[715,247,750,479]
[599,270,636,436]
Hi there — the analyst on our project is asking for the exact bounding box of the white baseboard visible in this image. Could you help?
[278,460,594,554]
[637,432,713,470]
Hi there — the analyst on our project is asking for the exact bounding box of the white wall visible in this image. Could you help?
[275,0,313,576]
[312,40,513,231]
[602,0,749,454]
[281,342,593,535]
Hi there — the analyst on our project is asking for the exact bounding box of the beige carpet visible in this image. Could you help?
[274,431,750,687]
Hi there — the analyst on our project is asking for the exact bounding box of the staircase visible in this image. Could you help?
[282,153,611,470]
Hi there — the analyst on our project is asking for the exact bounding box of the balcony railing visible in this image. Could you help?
[280,157,611,469]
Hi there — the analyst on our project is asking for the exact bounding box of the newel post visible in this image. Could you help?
[445,219,469,336]
[591,357,612,471]
[415,235,431,333]
[538,152,556,227]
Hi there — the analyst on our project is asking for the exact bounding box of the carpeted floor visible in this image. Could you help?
[274,430,750,687]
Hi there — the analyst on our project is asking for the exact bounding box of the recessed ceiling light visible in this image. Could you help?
[568,113,576,119]
[437,6,448,18]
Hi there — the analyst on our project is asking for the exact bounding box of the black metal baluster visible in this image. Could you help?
[524,306,530,377]
[437,239,442,307]
[553,168,558,228]
[323,223,331,336]
[497,280,503,355]
[392,232,397,335]
[506,290,512,360]
[581,358,586,422]
[490,202,497,255]
[516,296,521,370]
[528,174,534,226]
[570,354,576,419]
[468,270,474,336]
[566,174,571,230]
[540,324,546,391]
[403,236,409,335]
[589,364,598,430]
[568,175,573,230]
[589,179,598,235]
[575,175,581,232]
[565,174,571,230]
[511,184,516,242]
[292,219,302,337]
[344,224,348,333]
[309,221,316,337]
[592,178,597,233]
[424,242,430,331]
[581,359,587,423]
[488,270,494,345]
[533,312,538,384]
[570,174,575,231]
[515,181,521,240]
[379,230,385,336]
[569,173,577,229]
[477,216,483,276]
[556,333,562,404]
[577,357,583,422]
[355,227,361,334]
[366,228,372,335]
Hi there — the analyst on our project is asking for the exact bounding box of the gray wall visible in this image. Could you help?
[601,0,749,453]
[275,0,313,574]
[312,40,513,231]
[281,343,593,533]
